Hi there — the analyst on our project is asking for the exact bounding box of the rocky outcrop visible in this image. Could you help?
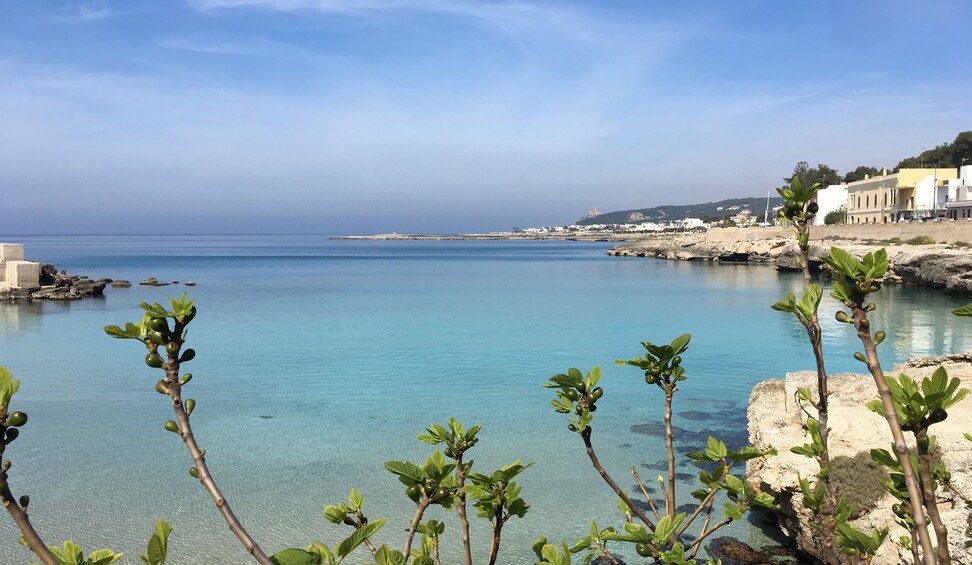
[747,352,972,564]
[608,234,793,263]
[0,263,114,301]
[609,237,972,295]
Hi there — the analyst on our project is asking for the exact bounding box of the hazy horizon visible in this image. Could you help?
[2,1,970,235]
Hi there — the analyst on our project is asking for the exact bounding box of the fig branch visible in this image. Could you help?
[106,297,272,565]
[0,369,58,565]
[851,307,934,565]
[581,429,656,530]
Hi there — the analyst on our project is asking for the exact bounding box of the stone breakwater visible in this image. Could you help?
[747,352,972,564]
[608,229,972,294]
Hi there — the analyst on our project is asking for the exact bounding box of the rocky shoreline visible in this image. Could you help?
[0,263,120,301]
[747,351,972,564]
[608,233,972,295]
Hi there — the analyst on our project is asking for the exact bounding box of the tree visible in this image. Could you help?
[843,166,881,183]
[950,131,972,168]
[824,206,846,225]
[786,161,840,190]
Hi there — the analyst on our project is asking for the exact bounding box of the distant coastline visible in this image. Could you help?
[335,224,972,295]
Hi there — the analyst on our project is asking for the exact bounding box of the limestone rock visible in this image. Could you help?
[747,352,972,564]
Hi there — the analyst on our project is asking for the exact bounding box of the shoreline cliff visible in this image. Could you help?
[608,225,972,295]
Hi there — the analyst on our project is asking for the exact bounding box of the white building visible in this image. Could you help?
[945,165,972,220]
[812,184,848,225]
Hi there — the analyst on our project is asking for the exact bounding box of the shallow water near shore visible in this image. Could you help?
[1,235,970,564]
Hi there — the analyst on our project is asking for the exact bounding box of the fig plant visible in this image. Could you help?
[774,179,895,563]
[866,368,968,565]
[0,366,170,565]
[823,246,941,565]
[542,335,778,563]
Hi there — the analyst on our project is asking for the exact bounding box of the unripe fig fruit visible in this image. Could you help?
[163,420,181,435]
[431,487,450,503]
[5,428,19,442]
[807,202,819,214]
[7,412,27,427]
[636,542,652,557]
[155,380,169,395]
[181,373,193,385]
[185,399,196,416]
[145,352,164,368]
[149,317,168,332]
[179,349,196,363]
[405,485,422,502]
[165,342,180,357]
[18,495,28,508]
[189,467,200,478]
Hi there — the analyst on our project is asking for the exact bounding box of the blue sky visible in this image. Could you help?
[1,0,970,234]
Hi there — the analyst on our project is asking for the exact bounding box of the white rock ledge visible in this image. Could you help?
[747,352,972,564]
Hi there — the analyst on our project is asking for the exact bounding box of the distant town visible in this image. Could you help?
[515,164,972,236]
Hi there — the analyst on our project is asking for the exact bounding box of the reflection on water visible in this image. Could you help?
[0,302,43,333]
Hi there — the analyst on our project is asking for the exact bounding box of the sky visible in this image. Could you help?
[1,0,970,235]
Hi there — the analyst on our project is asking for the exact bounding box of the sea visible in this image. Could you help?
[1,235,969,564]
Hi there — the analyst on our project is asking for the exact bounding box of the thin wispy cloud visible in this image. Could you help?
[77,1,119,20]
[157,37,253,55]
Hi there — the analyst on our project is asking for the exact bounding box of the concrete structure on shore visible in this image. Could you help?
[0,244,41,290]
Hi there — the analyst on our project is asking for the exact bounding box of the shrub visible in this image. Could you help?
[828,452,889,519]
[905,235,935,245]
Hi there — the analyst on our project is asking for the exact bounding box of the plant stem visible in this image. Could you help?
[0,483,58,565]
[486,508,504,565]
[676,486,719,538]
[581,429,656,530]
[631,467,662,521]
[851,312,935,565]
[794,218,837,560]
[164,356,271,565]
[403,496,430,560]
[664,391,676,516]
[915,429,950,565]
[455,454,472,565]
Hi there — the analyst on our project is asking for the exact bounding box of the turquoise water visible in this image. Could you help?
[1,236,969,564]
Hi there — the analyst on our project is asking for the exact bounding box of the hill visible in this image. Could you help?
[576,196,785,225]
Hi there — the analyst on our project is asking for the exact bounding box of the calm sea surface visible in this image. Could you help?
[1,236,969,564]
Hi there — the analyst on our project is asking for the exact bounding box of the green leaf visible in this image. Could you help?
[270,548,323,565]
[86,549,123,565]
[670,333,691,354]
[347,489,364,512]
[652,513,684,546]
[412,557,435,565]
[383,461,422,483]
[723,502,743,521]
[826,247,861,277]
[797,284,822,319]
[770,293,796,313]
[323,505,346,524]
[336,518,386,559]
[704,436,727,460]
[142,520,171,565]
[374,546,407,565]
[953,302,972,317]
